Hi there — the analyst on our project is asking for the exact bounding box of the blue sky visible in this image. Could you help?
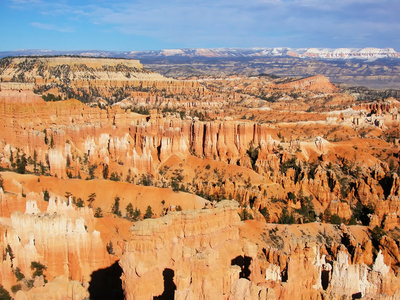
[1,0,399,51]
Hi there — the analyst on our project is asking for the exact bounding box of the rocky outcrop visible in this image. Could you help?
[0,88,43,104]
[0,56,206,105]
[355,98,400,115]
[0,195,110,292]
[120,204,400,299]
[278,75,337,93]
[14,275,89,300]
[120,200,266,299]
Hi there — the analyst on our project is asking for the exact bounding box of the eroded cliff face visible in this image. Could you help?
[120,201,260,299]
[0,56,206,106]
[120,202,400,299]
[1,84,400,228]
[277,75,338,93]
[0,193,110,298]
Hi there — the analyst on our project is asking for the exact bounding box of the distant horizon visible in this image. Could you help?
[2,46,399,53]
[1,0,399,52]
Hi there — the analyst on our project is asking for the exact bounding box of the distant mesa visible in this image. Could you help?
[277,75,338,93]
[0,55,178,105]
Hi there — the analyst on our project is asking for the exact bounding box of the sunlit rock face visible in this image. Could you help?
[119,201,254,299]
[120,202,400,300]
[0,195,110,294]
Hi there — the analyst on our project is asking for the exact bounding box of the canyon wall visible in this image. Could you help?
[120,200,262,299]
[120,202,400,299]
[1,87,400,228]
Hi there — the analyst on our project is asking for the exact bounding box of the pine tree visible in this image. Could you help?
[102,164,109,179]
[111,196,122,216]
[94,207,103,218]
[144,205,153,219]
[126,203,134,219]
[87,192,96,208]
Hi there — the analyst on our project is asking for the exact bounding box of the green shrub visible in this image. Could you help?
[75,197,84,207]
[330,214,342,225]
[239,208,253,221]
[42,93,62,102]
[87,192,96,208]
[247,142,259,171]
[102,164,109,179]
[111,196,122,216]
[370,226,386,242]
[13,267,24,281]
[11,284,21,294]
[126,203,141,220]
[260,207,270,222]
[0,285,11,300]
[110,172,121,182]
[31,261,46,278]
[278,208,295,224]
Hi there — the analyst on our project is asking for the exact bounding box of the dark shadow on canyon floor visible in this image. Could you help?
[153,268,177,300]
[88,260,124,300]
[231,255,252,279]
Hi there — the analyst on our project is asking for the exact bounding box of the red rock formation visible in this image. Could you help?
[0,195,111,292]
[354,98,400,115]
[278,75,338,93]
[120,205,400,299]
[1,82,400,229]
[13,276,88,300]
[120,201,268,299]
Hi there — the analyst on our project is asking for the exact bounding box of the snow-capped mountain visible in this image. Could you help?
[128,47,400,59]
[1,47,399,60]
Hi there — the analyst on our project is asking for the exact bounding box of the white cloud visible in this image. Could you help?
[31,22,74,33]
[6,0,400,49]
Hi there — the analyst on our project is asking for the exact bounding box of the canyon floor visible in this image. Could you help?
[0,56,399,299]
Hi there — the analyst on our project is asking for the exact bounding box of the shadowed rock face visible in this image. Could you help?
[88,261,124,300]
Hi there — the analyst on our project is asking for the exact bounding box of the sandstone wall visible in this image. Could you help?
[120,203,400,300]
[0,195,110,291]
[120,200,261,299]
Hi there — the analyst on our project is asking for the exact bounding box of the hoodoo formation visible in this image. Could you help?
[0,56,399,299]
